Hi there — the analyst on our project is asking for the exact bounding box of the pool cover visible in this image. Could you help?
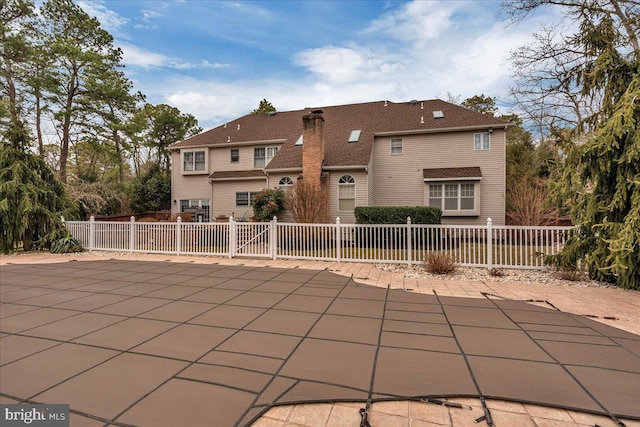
[1,260,639,426]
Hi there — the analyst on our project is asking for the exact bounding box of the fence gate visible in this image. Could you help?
[231,221,272,258]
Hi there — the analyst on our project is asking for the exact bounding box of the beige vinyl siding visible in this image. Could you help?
[210,179,268,220]
[366,153,374,206]
[266,172,298,222]
[372,129,506,225]
[171,151,212,218]
[329,170,368,223]
[210,144,282,172]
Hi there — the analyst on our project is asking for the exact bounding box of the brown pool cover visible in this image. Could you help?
[1,260,639,427]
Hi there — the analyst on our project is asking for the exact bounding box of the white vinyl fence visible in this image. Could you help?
[65,216,574,270]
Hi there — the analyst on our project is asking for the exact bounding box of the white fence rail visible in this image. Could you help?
[65,216,574,270]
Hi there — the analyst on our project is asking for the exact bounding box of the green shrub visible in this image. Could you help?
[354,206,441,249]
[253,188,285,222]
[128,164,171,213]
[354,206,441,224]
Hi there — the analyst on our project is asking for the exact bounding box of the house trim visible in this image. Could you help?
[265,168,302,174]
[209,170,267,182]
[423,177,482,182]
[375,124,510,137]
[169,138,286,151]
[210,177,267,182]
[324,165,367,171]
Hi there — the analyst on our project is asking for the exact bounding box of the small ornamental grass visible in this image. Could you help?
[423,252,458,275]
[555,266,583,282]
[50,230,83,254]
[489,268,506,277]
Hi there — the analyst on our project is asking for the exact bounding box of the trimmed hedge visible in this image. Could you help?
[354,206,441,225]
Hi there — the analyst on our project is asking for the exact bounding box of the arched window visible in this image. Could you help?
[278,176,293,189]
[338,175,356,211]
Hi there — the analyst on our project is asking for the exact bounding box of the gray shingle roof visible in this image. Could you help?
[171,99,511,169]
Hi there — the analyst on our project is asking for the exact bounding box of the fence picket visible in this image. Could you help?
[65,219,574,270]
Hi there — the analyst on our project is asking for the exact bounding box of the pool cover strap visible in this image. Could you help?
[359,406,372,427]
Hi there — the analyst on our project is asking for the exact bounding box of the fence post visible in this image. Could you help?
[487,217,493,271]
[89,216,95,251]
[176,216,182,255]
[407,216,412,266]
[129,216,135,253]
[229,216,235,258]
[270,216,277,260]
[335,217,341,263]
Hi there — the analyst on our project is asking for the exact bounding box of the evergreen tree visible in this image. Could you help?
[505,0,640,287]
[251,99,276,115]
[135,103,201,175]
[40,0,125,183]
[128,164,171,213]
[0,144,76,252]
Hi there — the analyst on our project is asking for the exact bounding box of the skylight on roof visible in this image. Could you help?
[348,130,361,143]
[433,110,444,119]
[295,135,303,146]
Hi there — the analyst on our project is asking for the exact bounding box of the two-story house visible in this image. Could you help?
[169,99,512,225]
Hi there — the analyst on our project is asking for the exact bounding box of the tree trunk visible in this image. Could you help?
[59,74,76,184]
[22,228,32,252]
[113,129,124,183]
[36,93,44,156]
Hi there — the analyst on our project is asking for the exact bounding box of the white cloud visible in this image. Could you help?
[77,1,129,36]
[121,44,167,68]
[134,9,163,29]
[120,44,229,70]
[294,45,401,84]
[141,9,162,20]
[137,1,567,129]
[365,0,462,42]
[224,2,273,19]
[289,0,565,112]
[160,75,409,129]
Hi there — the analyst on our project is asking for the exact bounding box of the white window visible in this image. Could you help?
[428,185,442,209]
[460,183,475,210]
[474,133,490,150]
[444,184,458,210]
[391,138,403,155]
[254,146,278,168]
[278,177,293,188]
[235,192,260,207]
[428,183,476,212]
[179,199,210,222]
[183,150,206,172]
[338,175,356,211]
[230,149,239,163]
[254,148,265,168]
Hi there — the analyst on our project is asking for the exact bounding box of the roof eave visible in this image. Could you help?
[423,177,482,182]
[265,167,303,173]
[323,165,368,171]
[170,138,287,151]
[209,176,268,182]
[375,123,512,137]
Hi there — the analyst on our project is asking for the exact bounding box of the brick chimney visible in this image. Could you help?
[302,110,324,184]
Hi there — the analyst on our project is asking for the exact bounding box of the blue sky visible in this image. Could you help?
[77,0,563,129]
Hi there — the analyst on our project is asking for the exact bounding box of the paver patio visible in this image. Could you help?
[1,253,639,427]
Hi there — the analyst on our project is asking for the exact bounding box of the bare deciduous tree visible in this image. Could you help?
[285,179,329,223]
